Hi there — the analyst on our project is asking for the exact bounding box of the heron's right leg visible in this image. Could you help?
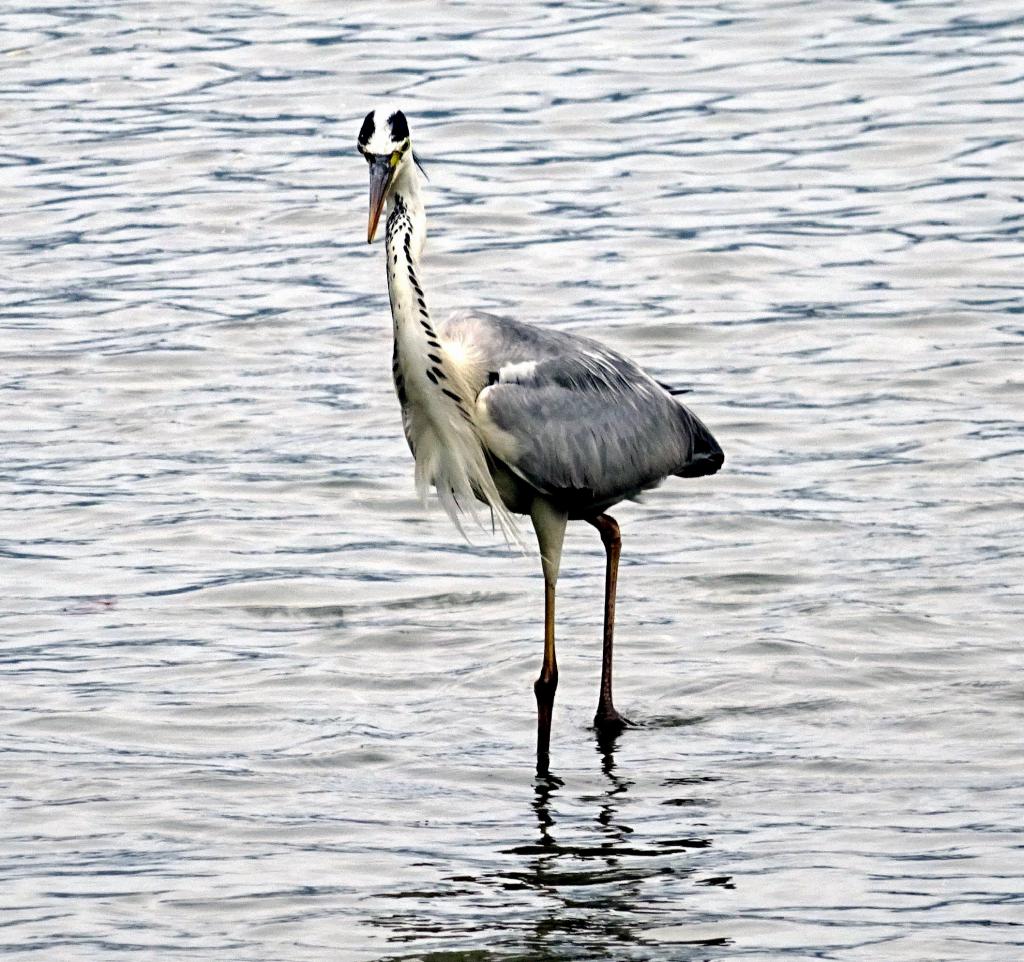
[531,499,568,774]
[588,513,630,734]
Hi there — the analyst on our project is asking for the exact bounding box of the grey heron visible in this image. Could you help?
[359,107,723,772]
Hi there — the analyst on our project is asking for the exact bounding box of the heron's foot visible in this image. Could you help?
[534,672,558,775]
[593,706,632,735]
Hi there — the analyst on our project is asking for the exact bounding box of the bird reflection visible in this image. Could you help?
[520,740,646,955]
[524,736,635,869]
[366,737,726,956]
[506,736,731,957]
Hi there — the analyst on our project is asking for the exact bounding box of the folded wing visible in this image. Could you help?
[441,312,723,513]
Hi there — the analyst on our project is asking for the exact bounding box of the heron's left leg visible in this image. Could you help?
[587,513,630,733]
[531,499,568,774]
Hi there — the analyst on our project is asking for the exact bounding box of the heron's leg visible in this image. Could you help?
[535,577,558,767]
[587,513,629,733]
[531,499,568,774]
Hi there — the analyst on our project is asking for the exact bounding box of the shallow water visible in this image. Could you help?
[2,1,1023,960]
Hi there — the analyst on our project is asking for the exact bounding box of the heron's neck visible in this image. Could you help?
[385,180,444,391]
[385,188,429,333]
[379,171,521,543]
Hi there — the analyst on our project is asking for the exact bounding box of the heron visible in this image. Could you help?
[359,107,723,772]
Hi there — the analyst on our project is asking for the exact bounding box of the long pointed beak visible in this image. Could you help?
[367,159,393,244]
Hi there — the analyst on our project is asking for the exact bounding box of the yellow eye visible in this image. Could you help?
[389,151,401,167]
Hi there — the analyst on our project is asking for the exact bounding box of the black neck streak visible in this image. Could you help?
[385,193,468,420]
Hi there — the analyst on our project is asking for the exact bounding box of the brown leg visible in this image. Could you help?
[531,499,567,775]
[587,513,629,733]
[534,578,558,772]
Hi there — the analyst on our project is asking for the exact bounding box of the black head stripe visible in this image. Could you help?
[358,111,375,146]
[388,110,409,143]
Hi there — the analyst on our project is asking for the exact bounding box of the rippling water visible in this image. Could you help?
[3,2,1022,959]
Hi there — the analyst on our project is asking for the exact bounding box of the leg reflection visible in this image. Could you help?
[531,770,562,853]
[595,727,634,857]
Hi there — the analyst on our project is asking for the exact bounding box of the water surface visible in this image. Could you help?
[2,2,1022,960]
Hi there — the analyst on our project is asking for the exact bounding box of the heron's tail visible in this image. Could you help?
[674,405,724,478]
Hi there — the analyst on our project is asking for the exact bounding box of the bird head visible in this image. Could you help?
[358,107,419,244]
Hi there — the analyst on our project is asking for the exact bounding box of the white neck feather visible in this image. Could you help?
[384,167,520,543]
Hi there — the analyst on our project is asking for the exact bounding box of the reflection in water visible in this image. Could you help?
[371,737,726,959]
[593,730,633,861]
[497,737,723,958]
[531,769,562,856]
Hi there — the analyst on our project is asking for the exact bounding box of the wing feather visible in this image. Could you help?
[439,312,723,513]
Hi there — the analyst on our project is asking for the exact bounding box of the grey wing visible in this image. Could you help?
[443,312,724,513]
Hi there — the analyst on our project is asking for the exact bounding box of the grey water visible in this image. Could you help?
[2,1,1022,959]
